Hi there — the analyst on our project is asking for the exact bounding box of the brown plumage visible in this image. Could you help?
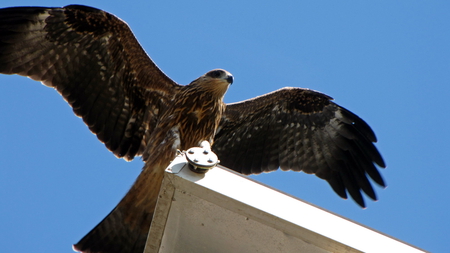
[73,69,232,253]
[0,5,386,253]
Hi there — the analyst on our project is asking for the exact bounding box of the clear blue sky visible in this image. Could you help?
[0,1,448,252]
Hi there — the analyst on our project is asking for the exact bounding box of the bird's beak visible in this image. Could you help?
[227,75,234,85]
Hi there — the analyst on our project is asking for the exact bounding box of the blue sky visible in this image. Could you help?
[0,1,448,252]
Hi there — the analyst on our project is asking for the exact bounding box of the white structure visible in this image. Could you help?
[144,153,427,253]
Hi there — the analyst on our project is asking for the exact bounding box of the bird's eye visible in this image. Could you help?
[210,70,222,78]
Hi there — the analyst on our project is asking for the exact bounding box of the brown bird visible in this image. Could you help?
[0,5,386,253]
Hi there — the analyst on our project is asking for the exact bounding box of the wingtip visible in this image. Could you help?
[72,244,81,252]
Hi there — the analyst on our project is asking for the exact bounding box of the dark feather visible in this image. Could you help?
[213,87,386,208]
[0,5,181,160]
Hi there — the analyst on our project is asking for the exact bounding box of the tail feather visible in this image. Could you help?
[73,165,165,253]
[73,208,149,253]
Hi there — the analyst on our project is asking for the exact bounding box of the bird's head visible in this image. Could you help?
[204,69,234,85]
[189,69,233,98]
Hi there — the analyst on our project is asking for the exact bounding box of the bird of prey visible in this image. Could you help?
[0,5,386,253]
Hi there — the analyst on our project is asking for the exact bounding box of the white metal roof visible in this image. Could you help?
[144,153,427,253]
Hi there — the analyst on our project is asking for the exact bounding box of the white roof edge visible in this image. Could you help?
[145,154,428,253]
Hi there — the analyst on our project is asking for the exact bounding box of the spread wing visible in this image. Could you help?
[213,87,386,207]
[0,5,182,160]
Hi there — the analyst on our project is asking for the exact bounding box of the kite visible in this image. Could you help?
[0,5,386,253]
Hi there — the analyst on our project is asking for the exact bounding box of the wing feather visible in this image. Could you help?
[278,109,291,170]
[0,5,182,160]
[214,87,386,207]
